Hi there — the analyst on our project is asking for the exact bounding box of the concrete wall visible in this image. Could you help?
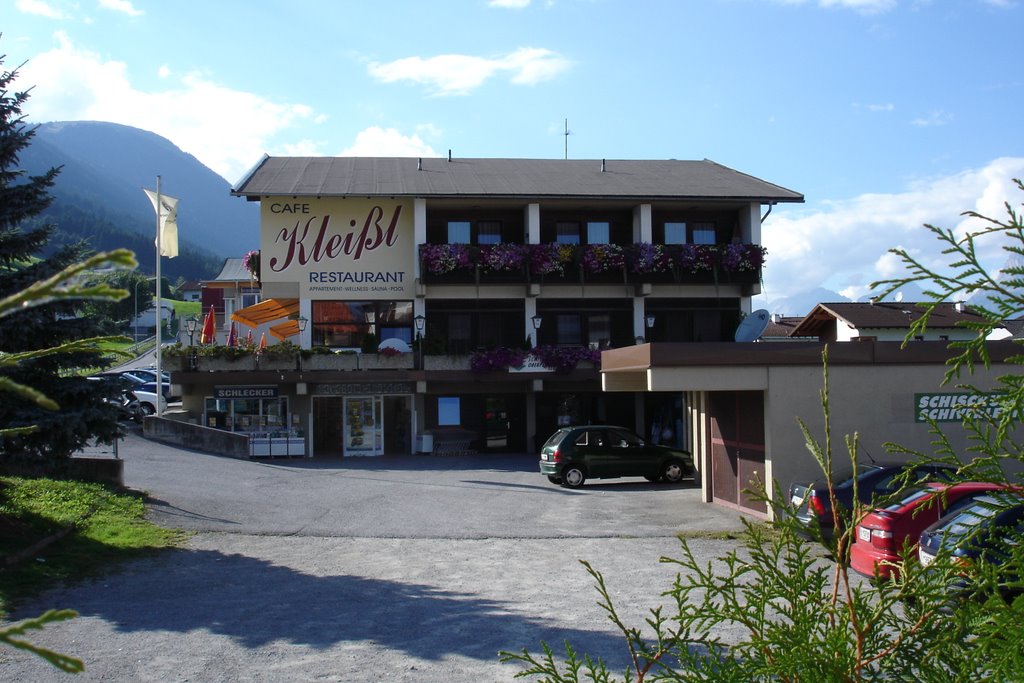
[143,416,250,459]
[765,361,1022,499]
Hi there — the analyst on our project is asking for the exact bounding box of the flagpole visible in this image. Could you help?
[155,175,163,417]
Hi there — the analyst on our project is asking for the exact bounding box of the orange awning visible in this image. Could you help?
[231,298,299,328]
[268,319,301,341]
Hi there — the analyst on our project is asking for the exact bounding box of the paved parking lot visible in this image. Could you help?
[2,429,753,682]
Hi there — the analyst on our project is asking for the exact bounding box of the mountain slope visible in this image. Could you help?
[19,121,259,280]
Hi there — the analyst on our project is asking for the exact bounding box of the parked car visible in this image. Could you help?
[118,368,171,385]
[918,492,1024,598]
[131,387,167,418]
[850,482,1016,580]
[136,381,180,403]
[87,375,142,421]
[539,425,693,489]
[788,462,958,539]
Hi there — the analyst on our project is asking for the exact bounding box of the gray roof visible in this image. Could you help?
[791,302,988,337]
[208,258,251,283]
[232,156,804,203]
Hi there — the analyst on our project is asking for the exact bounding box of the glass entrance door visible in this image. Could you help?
[344,396,383,456]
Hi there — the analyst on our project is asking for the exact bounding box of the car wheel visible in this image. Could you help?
[547,475,562,485]
[139,402,155,417]
[644,475,662,482]
[662,460,686,483]
[561,466,586,489]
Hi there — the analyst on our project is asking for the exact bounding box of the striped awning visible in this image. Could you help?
[231,298,299,328]
[269,319,301,341]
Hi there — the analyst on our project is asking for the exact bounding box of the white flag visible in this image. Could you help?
[144,188,179,258]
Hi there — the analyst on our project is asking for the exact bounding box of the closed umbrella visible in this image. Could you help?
[258,332,267,353]
[200,306,217,344]
[246,328,254,346]
[227,321,238,347]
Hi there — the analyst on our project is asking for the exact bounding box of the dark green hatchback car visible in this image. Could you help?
[539,425,694,489]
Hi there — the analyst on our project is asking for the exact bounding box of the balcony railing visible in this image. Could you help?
[418,242,765,285]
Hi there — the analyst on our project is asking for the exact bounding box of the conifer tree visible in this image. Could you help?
[0,48,124,464]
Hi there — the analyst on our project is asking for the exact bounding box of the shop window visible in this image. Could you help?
[205,396,289,433]
[438,397,461,426]
[586,221,610,245]
[447,221,471,243]
[665,222,687,244]
[312,300,413,348]
[556,222,580,244]
[692,222,717,245]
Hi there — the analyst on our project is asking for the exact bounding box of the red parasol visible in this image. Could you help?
[199,306,217,344]
[246,329,254,346]
[258,332,267,353]
[227,321,238,347]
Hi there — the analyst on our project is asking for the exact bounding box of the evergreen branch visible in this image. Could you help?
[0,248,136,318]
[0,609,83,673]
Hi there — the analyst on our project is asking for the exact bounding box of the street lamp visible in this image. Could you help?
[185,315,199,371]
[414,314,425,369]
[295,317,309,372]
[185,315,198,346]
[531,314,543,347]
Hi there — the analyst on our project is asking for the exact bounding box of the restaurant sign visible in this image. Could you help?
[260,197,414,300]
[915,392,1005,422]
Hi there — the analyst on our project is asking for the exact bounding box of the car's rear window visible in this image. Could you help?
[542,429,571,449]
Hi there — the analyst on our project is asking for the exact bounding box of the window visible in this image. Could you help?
[586,221,610,245]
[447,221,471,243]
[664,222,687,244]
[556,313,583,345]
[438,397,461,426]
[311,300,414,348]
[588,314,610,347]
[241,289,260,309]
[556,222,580,244]
[448,313,472,354]
[691,222,716,245]
[477,221,502,245]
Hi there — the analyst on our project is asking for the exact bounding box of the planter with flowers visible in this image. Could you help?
[581,244,626,283]
[243,250,261,285]
[468,345,600,374]
[360,347,415,370]
[718,243,766,283]
[628,243,675,283]
[528,243,579,283]
[478,243,529,283]
[420,243,475,283]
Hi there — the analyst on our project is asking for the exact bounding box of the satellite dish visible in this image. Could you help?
[734,309,770,342]
[894,291,904,302]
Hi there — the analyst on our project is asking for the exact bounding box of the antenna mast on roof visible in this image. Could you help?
[563,118,571,160]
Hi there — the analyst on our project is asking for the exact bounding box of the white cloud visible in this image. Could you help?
[16,0,64,19]
[19,33,318,182]
[866,103,894,112]
[761,157,1024,304]
[367,47,570,96]
[98,0,143,16]
[911,110,953,127]
[338,127,439,157]
[489,0,531,7]
[773,0,897,14]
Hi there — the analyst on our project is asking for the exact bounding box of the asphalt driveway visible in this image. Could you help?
[1,429,752,682]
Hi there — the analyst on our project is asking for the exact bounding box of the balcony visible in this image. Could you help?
[418,243,765,286]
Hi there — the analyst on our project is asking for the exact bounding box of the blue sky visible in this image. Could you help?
[5,0,1023,313]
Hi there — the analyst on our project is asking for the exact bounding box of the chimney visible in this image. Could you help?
[601,159,606,172]
[417,158,422,171]
[955,301,965,313]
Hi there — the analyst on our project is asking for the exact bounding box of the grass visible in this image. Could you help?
[0,476,187,614]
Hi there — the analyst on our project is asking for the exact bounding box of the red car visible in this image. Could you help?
[850,482,1016,580]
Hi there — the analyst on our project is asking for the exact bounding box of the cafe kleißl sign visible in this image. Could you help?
[260,197,414,300]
